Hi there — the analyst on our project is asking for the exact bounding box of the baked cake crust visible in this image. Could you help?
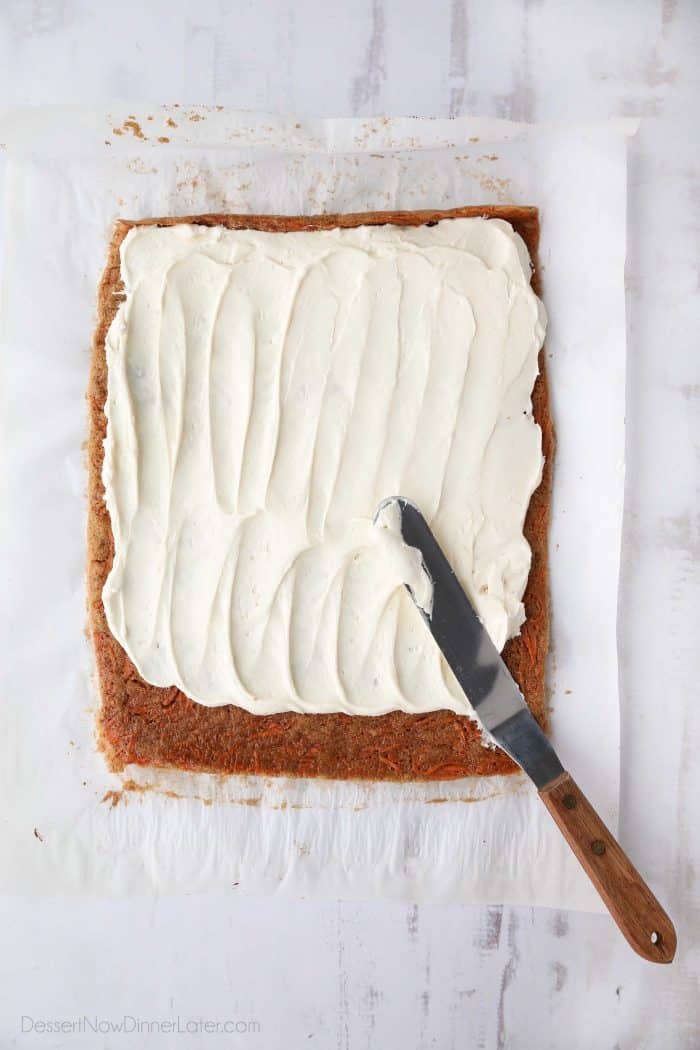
[87,206,553,780]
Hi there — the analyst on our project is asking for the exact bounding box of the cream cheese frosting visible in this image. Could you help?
[102,217,546,716]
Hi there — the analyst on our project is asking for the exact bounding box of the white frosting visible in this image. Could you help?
[102,218,546,716]
[373,499,434,618]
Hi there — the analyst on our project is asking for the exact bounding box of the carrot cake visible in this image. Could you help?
[87,206,552,779]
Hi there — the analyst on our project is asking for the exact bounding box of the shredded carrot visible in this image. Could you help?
[420,762,471,779]
[522,623,538,665]
[257,723,286,738]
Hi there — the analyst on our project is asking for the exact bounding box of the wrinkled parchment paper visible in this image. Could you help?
[0,108,635,907]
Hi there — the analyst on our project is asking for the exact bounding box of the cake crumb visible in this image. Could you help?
[123,119,146,141]
[101,789,124,808]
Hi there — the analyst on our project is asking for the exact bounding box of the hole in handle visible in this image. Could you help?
[650,931,661,946]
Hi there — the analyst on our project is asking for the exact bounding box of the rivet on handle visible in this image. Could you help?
[591,840,606,856]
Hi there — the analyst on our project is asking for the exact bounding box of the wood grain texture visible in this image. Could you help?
[88,205,553,780]
[540,774,677,963]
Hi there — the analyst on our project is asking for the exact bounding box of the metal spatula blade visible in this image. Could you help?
[376,497,563,788]
[375,497,676,964]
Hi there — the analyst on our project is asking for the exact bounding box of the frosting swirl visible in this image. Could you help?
[102,218,546,715]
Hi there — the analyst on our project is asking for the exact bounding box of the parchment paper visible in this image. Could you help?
[0,107,635,908]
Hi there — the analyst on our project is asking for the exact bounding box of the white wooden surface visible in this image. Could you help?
[0,1,698,1047]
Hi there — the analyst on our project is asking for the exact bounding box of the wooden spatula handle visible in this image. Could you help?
[539,773,676,963]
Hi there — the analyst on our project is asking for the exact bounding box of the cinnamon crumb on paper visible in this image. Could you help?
[122,119,146,141]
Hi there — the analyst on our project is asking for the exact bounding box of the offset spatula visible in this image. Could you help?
[376,497,676,964]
